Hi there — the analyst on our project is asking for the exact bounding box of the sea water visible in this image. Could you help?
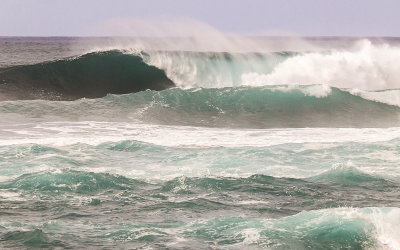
[0,37,400,249]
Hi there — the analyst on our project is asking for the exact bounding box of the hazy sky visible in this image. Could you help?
[0,0,399,36]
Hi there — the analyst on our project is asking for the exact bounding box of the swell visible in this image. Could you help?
[2,208,399,249]
[184,207,400,249]
[1,170,148,193]
[1,85,400,127]
[0,50,175,100]
[109,86,400,127]
[1,168,399,211]
[1,166,400,248]
[2,138,400,180]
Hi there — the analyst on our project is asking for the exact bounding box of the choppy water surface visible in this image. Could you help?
[0,37,400,249]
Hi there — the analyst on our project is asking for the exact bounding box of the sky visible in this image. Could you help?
[0,0,399,37]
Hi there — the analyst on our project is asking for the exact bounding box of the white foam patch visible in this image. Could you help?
[258,207,400,250]
[241,228,261,244]
[241,40,400,91]
[333,207,400,250]
[0,191,25,201]
[0,121,399,148]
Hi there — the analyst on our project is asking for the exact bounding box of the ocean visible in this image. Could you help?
[0,36,400,249]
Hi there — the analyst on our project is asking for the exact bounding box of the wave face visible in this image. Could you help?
[0,50,174,100]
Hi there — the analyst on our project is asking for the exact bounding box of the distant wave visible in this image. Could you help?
[0,50,175,100]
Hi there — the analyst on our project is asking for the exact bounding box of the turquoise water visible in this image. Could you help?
[1,37,400,249]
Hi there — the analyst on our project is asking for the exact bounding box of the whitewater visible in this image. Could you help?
[0,37,400,249]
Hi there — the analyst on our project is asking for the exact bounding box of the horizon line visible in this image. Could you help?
[1,35,400,39]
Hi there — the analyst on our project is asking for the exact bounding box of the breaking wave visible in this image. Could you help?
[1,40,400,101]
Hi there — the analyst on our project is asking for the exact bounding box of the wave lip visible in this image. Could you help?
[305,162,392,186]
[0,50,175,100]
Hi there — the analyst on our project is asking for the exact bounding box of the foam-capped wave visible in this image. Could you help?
[143,50,292,88]
[2,207,400,249]
[240,40,400,91]
[185,207,400,249]
[144,40,400,92]
[1,39,400,101]
[305,162,391,186]
[2,169,400,214]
